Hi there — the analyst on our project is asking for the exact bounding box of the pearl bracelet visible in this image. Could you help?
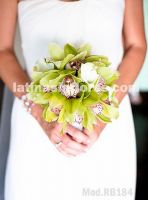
[21,94,34,114]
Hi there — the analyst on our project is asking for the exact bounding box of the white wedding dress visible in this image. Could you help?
[5,0,136,200]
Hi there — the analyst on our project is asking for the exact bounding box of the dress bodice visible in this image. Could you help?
[18,0,125,76]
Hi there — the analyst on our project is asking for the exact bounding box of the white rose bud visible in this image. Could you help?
[80,63,98,83]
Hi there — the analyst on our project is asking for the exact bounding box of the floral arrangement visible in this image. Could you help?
[27,43,119,132]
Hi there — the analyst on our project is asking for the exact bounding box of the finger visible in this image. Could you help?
[83,128,99,147]
[57,143,82,157]
[83,128,90,135]
[56,145,74,158]
[65,124,90,144]
[61,134,88,152]
[50,132,63,145]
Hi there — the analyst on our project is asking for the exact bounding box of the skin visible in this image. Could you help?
[0,0,147,157]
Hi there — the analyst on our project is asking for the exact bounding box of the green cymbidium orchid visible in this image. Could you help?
[27,43,120,132]
[96,67,120,85]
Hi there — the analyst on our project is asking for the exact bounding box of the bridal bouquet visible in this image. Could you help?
[27,43,119,132]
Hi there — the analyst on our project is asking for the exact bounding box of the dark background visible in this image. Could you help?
[0,82,3,117]
[132,93,148,200]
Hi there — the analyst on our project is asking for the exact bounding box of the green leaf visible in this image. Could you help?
[39,72,59,87]
[98,92,109,101]
[48,92,66,108]
[42,105,48,119]
[72,76,83,83]
[31,71,45,82]
[82,108,96,131]
[65,99,73,114]
[82,90,100,106]
[44,106,58,122]
[52,61,62,69]
[64,44,77,56]
[71,51,88,61]
[34,59,55,72]
[71,98,85,115]
[60,54,75,69]
[93,61,111,67]
[58,102,73,124]
[103,102,119,119]
[85,55,109,63]
[28,92,51,105]
[58,107,65,123]
[48,43,65,61]
[97,67,119,85]
[59,69,76,75]
[59,122,67,135]
[96,114,112,123]
[77,44,91,56]
[106,72,120,85]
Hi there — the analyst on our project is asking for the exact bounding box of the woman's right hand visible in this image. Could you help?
[31,104,90,157]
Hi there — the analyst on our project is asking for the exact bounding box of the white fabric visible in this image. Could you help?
[5,0,136,200]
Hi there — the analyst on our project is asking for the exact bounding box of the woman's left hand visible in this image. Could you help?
[83,120,106,149]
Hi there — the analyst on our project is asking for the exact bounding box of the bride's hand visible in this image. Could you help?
[83,120,106,149]
[31,104,90,157]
